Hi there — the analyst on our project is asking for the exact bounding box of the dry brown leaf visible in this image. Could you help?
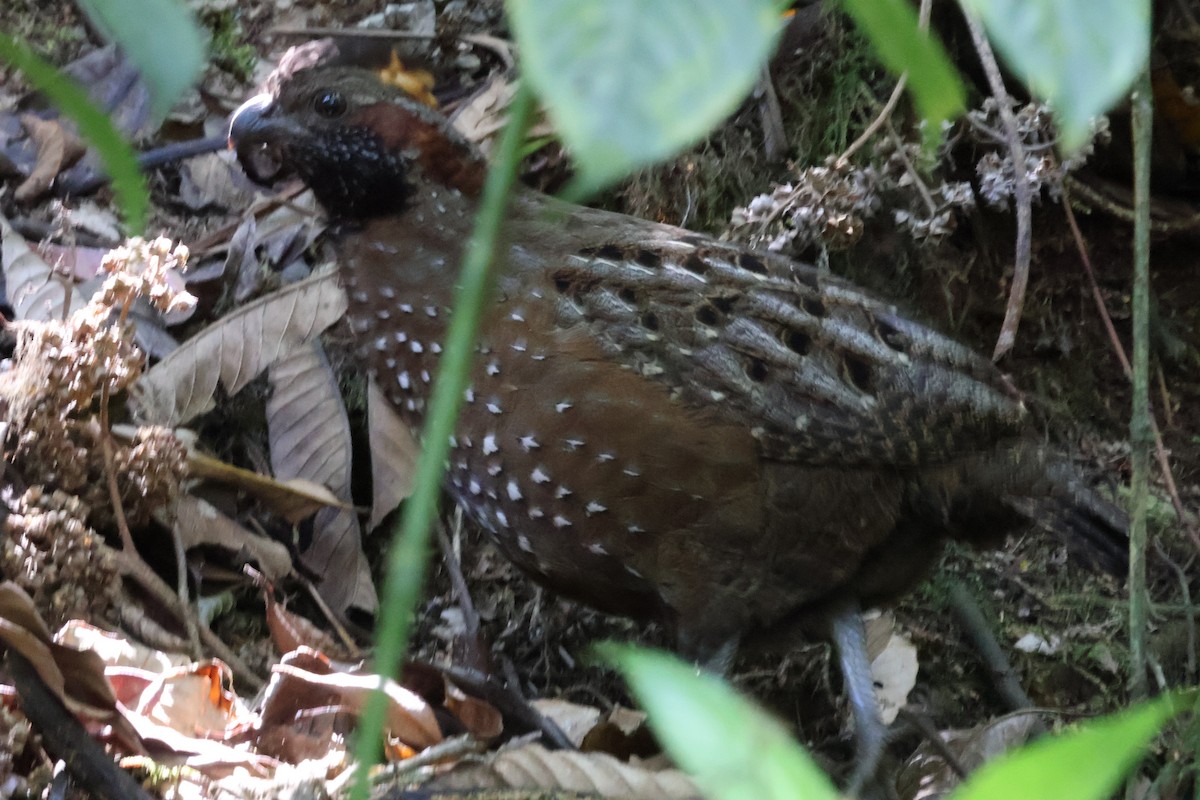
[1,216,85,321]
[56,622,191,673]
[268,342,375,614]
[268,341,352,497]
[178,150,257,211]
[173,495,293,581]
[273,661,443,750]
[262,588,344,657]
[367,377,419,529]
[0,581,140,748]
[530,698,602,748]
[134,269,347,426]
[15,114,85,202]
[430,742,700,799]
[895,712,1042,800]
[185,450,349,523]
[450,76,555,155]
[444,679,503,740]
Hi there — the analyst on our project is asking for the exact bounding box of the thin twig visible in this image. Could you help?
[1065,175,1200,233]
[1061,189,1200,552]
[959,7,1034,361]
[837,0,932,165]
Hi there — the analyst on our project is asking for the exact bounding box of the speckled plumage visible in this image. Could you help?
[230,65,1126,787]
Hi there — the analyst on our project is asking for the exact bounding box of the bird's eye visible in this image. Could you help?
[312,90,347,118]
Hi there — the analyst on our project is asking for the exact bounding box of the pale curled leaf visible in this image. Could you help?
[1,216,85,321]
[134,269,347,426]
[367,377,419,529]
[430,742,700,799]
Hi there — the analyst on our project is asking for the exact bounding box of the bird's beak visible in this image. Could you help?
[227,93,275,150]
[228,93,296,185]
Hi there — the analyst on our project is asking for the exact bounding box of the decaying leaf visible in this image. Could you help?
[895,712,1043,799]
[268,342,376,616]
[367,377,419,529]
[430,742,700,799]
[134,269,348,426]
[172,495,293,582]
[185,450,348,523]
[1,216,84,321]
[15,114,86,202]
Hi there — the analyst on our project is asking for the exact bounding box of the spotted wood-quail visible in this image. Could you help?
[228,66,1126,791]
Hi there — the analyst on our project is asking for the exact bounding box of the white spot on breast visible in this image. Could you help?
[487,461,502,476]
[563,438,584,451]
[380,285,396,299]
[376,309,391,320]
[623,466,641,477]
[400,303,414,313]
[384,357,396,369]
[411,340,424,353]
[486,401,503,415]
[626,565,644,578]
[555,485,572,499]
[529,507,545,519]
[350,317,371,333]
[510,310,525,322]
[460,436,473,449]
[585,501,607,515]
[425,305,438,317]
[555,401,573,413]
[483,434,499,455]
[448,435,458,448]
[495,510,510,527]
[430,342,442,354]
[394,330,407,343]
[398,372,411,390]
[421,370,431,383]
[519,435,540,451]
[373,335,389,352]
[352,290,369,303]
[506,480,522,501]
[587,542,608,555]
[597,452,616,463]
[486,360,501,376]
[531,466,551,484]
[468,479,482,495]
[517,535,533,553]
[511,339,527,353]
[552,515,572,528]
[628,524,645,534]
[464,388,475,403]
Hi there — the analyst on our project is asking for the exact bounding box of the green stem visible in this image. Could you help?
[1127,66,1152,704]
[349,83,535,799]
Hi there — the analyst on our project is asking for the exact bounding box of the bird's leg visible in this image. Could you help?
[829,601,889,797]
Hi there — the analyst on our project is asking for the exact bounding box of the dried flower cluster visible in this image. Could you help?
[728,100,1109,256]
[0,486,117,628]
[728,158,882,253]
[968,99,1110,208]
[1,237,195,617]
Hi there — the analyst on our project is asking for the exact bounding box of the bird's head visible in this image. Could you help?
[228,67,485,220]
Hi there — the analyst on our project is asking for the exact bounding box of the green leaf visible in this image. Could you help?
[839,0,965,130]
[960,0,1150,151]
[507,0,782,192]
[0,32,147,232]
[75,0,206,124]
[950,693,1189,800]
[600,644,838,800]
